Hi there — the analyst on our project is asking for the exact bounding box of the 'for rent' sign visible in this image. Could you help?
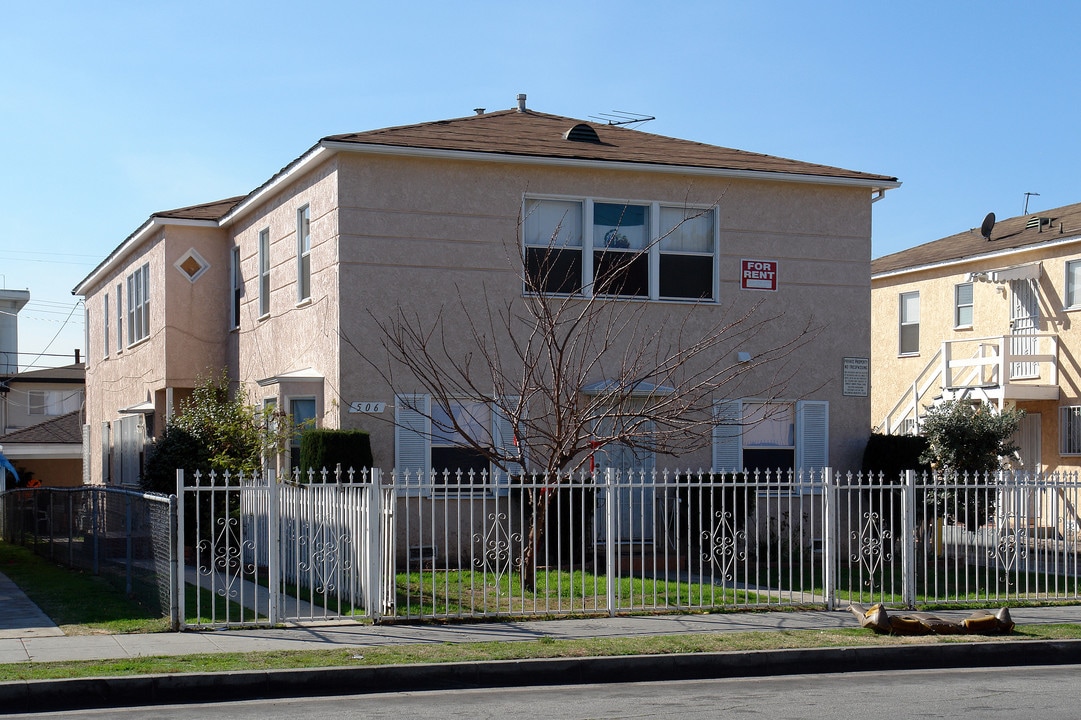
[741,259,777,291]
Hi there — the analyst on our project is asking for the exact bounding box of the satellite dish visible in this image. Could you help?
[981,212,996,241]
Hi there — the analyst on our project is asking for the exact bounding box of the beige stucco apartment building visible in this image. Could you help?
[872,201,1081,474]
[74,100,898,487]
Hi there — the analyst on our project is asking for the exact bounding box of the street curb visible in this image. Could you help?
[3,639,1081,714]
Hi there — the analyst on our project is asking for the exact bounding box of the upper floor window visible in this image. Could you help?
[259,228,271,317]
[297,206,311,302]
[103,293,110,358]
[523,196,717,301]
[231,246,242,330]
[899,291,919,355]
[126,263,150,345]
[115,284,123,350]
[1067,260,1081,309]
[954,282,973,328]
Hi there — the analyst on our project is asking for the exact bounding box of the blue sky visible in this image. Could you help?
[2,0,1078,369]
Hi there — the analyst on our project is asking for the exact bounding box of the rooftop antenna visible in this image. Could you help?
[588,110,656,128]
[980,212,996,241]
[1023,192,1040,214]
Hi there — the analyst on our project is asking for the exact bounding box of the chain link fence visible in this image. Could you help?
[0,487,178,628]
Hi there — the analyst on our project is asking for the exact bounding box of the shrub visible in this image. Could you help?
[298,428,373,478]
[861,433,930,481]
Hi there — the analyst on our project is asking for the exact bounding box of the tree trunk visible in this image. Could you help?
[520,488,552,591]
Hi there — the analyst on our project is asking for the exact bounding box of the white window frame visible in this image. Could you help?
[954,282,973,328]
[899,291,920,356]
[522,195,719,303]
[103,293,110,358]
[1066,260,1081,310]
[258,228,271,317]
[115,284,123,351]
[1060,406,1081,455]
[297,205,311,303]
[288,396,317,475]
[126,263,150,345]
[230,246,242,330]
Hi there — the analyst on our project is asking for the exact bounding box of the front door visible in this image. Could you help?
[593,424,655,543]
[1009,278,1040,379]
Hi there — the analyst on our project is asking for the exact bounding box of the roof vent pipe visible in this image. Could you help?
[516,93,527,112]
[473,108,485,115]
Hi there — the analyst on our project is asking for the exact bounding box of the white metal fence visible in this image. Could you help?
[176,469,393,629]
[172,466,1081,628]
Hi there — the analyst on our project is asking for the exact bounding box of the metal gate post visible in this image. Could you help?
[169,494,179,631]
[125,493,133,595]
[176,470,186,631]
[604,468,616,617]
[902,469,917,608]
[267,469,280,625]
[822,468,836,610]
[367,468,384,622]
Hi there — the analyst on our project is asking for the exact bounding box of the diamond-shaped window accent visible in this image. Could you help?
[175,249,209,282]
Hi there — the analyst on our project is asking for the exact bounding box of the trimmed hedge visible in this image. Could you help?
[298,429,374,478]
[861,432,931,481]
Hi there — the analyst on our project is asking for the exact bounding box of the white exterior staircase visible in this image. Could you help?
[879,334,1059,434]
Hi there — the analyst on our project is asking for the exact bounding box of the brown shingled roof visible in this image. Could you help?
[325,109,897,184]
[3,363,85,383]
[873,201,1081,276]
[0,411,83,445]
[154,196,245,221]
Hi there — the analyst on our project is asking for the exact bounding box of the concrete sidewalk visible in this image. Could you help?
[5,568,1081,714]
[4,569,1081,665]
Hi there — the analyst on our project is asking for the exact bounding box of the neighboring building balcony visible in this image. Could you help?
[880,333,1059,434]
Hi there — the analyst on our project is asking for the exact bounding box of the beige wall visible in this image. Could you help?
[80,146,879,483]
[325,153,873,471]
[81,223,232,484]
[872,238,1081,472]
[228,157,342,435]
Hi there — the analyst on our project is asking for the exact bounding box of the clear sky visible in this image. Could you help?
[2,0,1078,370]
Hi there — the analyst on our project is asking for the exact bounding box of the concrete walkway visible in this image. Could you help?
[4,569,1081,665]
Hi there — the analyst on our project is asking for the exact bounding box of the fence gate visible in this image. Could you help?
[176,469,391,629]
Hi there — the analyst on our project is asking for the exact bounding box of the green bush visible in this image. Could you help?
[298,429,373,478]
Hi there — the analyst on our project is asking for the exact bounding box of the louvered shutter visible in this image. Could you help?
[491,396,523,497]
[712,399,742,472]
[796,400,829,471]
[394,394,430,496]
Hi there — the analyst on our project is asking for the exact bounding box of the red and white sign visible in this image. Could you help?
[741,259,777,291]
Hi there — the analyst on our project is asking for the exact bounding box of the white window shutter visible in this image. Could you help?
[394,394,430,496]
[491,396,523,496]
[796,400,829,471]
[712,399,742,472]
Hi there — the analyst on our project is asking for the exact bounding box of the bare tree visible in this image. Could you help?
[341,203,823,582]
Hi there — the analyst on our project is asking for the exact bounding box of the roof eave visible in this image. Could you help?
[72,216,219,296]
[321,140,901,191]
[220,139,898,228]
[872,232,1081,281]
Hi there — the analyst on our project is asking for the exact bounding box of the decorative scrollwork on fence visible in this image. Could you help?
[988,529,1028,590]
[851,510,893,590]
[701,510,746,581]
[473,510,522,589]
